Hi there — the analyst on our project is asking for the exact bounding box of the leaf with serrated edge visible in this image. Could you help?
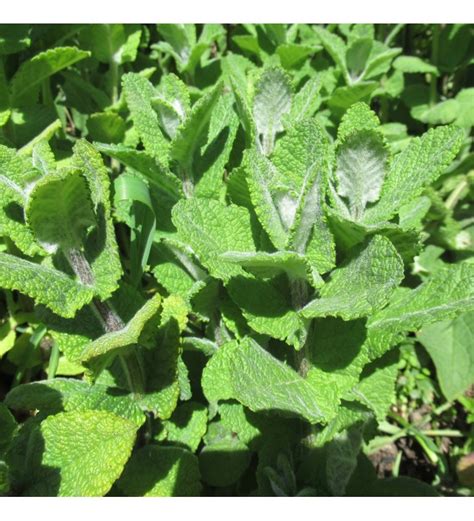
[302,235,404,320]
[80,294,161,362]
[253,67,292,155]
[122,73,169,165]
[369,263,474,333]
[0,252,94,318]
[363,126,463,224]
[172,198,255,282]
[5,379,145,427]
[39,410,136,496]
[202,337,329,423]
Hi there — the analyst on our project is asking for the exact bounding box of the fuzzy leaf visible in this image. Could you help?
[172,198,255,281]
[253,67,292,155]
[80,294,161,362]
[0,252,94,318]
[363,126,464,224]
[122,73,169,165]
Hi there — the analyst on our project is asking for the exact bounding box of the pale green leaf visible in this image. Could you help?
[26,169,95,252]
[337,102,380,141]
[314,26,349,83]
[393,56,438,75]
[347,352,398,421]
[73,140,123,299]
[226,276,306,348]
[170,81,222,189]
[333,129,389,221]
[253,67,292,155]
[363,126,464,224]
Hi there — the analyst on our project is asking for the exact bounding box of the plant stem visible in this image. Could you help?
[445,177,469,211]
[47,341,60,379]
[429,24,440,109]
[384,24,405,47]
[65,247,145,395]
[289,277,311,377]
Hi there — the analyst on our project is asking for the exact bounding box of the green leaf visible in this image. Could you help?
[79,24,141,65]
[285,76,322,127]
[0,252,94,318]
[226,276,305,348]
[364,125,464,224]
[152,73,190,139]
[164,402,208,452]
[418,311,474,401]
[115,173,156,286]
[118,445,201,496]
[170,81,223,190]
[328,82,378,111]
[86,112,126,143]
[454,88,474,128]
[0,25,31,55]
[38,410,136,496]
[411,99,460,125]
[346,38,373,78]
[172,198,255,282]
[302,236,404,320]
[393,56,438,75]
[122,73,169,165]
[0,402,17,454]
[253,67,292,155]
[305,318,370,418]
[193,91,239,199]
[5,379,146,427]
[347,352,398,421]
[276,43,320,70]
[245,149,288,249]
[337,102,380,141]
[10,47,90,104]
[314,26,349,83]
[199,421,251,487]
[220,251,313,283]
[274,119,335,273]
[202,338,328,424]
[80,294,161,362]
[72,140,123,300]
[369,263,474,333]
[26,169,95,252]
[0,146,43,256]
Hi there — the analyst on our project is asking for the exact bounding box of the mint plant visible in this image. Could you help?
[0,23,473,497]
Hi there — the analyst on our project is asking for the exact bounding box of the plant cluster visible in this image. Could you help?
[0,23,473,497]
